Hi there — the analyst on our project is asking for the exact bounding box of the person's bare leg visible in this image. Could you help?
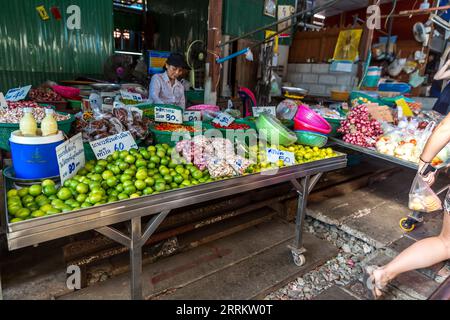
[372,212,450,296]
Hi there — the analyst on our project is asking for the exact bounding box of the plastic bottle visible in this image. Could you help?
[41,108,58,136]
[19,108,37,137]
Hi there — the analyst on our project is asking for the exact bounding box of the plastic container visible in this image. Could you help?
[19,108,38,137]
[276,100,299,120]
[255,114,297,146]
[295,130,328,148]
[9,130,65,179]
[330,90,350,102]
[41,109,58,136]
[294,105,331,134]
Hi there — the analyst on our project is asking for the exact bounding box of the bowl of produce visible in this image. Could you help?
[187,105,220,120]
[294,105,331,135]
[255,114,297,146]
[150,123,203,147]
[294,130,328,148]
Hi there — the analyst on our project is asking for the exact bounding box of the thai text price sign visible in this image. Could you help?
[56,133,85,184]
[90,131,138,160]
[5,85,32,102]
[120,90,143,102]
[155,107,183,124]
[212,112,235,127]
[252,106,276,117]
[183,111,202,122]
[266,148,296,165]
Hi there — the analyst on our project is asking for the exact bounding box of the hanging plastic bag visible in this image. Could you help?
[409,174,443,212]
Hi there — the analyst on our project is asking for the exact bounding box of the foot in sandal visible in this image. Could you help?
[364,266,389,299]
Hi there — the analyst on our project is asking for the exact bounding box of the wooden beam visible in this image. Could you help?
[207,0,223,94]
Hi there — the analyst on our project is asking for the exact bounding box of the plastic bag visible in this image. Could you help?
[409,174,443,212]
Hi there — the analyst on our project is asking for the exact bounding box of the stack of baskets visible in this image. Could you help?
[293,105,332,148]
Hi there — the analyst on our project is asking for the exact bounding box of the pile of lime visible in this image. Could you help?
[246,143,337,173]
[7,144,215,223]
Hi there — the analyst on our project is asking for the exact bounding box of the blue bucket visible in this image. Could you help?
[9,131,65,179]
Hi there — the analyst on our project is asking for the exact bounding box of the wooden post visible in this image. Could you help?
[358,0,377,82]
[207,0,223,97]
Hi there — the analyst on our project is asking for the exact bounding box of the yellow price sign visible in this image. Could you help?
[36,5,50,20]
[265,30,279,54]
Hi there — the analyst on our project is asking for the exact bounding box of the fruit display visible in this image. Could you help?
[0,105,71,123]
[29,88,63,102]
[338,105,383,147]
[6,101,40,109]
[72,107,152,142]
[176,136,253,177]
[6,145,217,222]
[155,123,199,133]
[212,122,251,130]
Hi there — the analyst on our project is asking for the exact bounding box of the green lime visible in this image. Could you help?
[118,193,129,200]
[156,150,166,158]
[90,187,106,196]
[90,173,102,182]
[111,165,121,175]
[144,177,155,187]
[159,167,170,176]
[89,182,101,191]
[76,183,89,194]
[147,162,156,169]
[31,210,46,218]
[106,155,114,163]
[22,195,35,205]
[181,180,192,187]
[46,207,62,215]
[40,204,53,213]
[170,182,179,189]
[81,202,93,208]
[102,170,114,180]
[25,202,39,212]
[78,168,89,176]
[106,177,118,188]
[17,188,29,198]
[160,158,169,166]
[84,162,95,172]
[42,179,55,188]
[57,188,72,201]
[173,175,183,184]
[154,182,166,192]
[8,195,22,204]
[192,170,203,180]
[97,159,108,167]
[120,174,132,183]
[135,170,147,181]
[7,189,18,198]
[143,187,154,195]
[118,161,129,171]
[51,199,65,210]
[10,218,24,223]
[123,180,134,188]
[153,174,163,181]
[76,193,88,203]
[116,184,124,193]
[150,155,161,164]
[135,180,146,191]
[124,169,136,177]
[124,185,137,195]
[43,185,57,197]
[61,205,73,213]
[124,155,136,164]
[135,159,147,168]
[163,175,173,184]
[140,149,150,160]
[88,192,103,204]
[8,205,22,216]
[112,151,120,160]
[69,179,79,190]
[64,179,72,188]
[16,208,31,219]
[28,185,42,197]
[130,193,140,199]
[110,190,119,197]
[108,195,119,202]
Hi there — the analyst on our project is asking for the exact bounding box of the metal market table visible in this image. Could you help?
[1,154,347,300]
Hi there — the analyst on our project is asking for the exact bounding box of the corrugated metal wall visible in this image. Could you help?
[0,0,114,92]
[147,0,209,52]
[223,0,296,43]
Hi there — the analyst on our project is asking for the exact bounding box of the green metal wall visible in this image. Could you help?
[0,0,114,92]
[147,0,209,52]
[223,0,296,43]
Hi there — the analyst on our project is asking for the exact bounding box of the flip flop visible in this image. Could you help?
[363,265,385,300]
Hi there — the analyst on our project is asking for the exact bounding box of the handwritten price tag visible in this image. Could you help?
[5,85,32,102]
[120,90,143,102]
[0,92,8,110]
[183,111,202,122]
[252,106,276,117]
[266,148,296,166]
[56,133,85,184]
[90,131,138,160]
[155,107,183,124]
[212,112,235,127]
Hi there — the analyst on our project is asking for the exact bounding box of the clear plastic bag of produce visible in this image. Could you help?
[408,174,443,213]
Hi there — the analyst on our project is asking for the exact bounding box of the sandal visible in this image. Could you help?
[363,265,387,300]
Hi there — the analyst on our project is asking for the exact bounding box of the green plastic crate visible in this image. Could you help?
[150,127,193,147]
[138,104,183,121]
[0,112,75,152]
[325,118,343,137]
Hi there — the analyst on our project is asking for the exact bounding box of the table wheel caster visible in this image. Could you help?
[399,217,416,233]
[292,253,306,267]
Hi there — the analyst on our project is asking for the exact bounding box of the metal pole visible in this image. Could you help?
[219,0,339,48]
[294,176,310,249]
[130,217,143,300]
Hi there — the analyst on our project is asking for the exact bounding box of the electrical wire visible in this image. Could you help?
[384,0,398,29]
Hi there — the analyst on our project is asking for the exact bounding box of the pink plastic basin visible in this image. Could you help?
[294,104,331,135]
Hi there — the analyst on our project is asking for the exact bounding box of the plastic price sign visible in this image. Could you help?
[56,133,85,184]
[252,106,276,117]
[154,107,183,124]
[90,131,138,160]
[183,111,202,122]
[212,112,235,127]
[266,148,296,166]
[0,92,8,110]
[5,85,32,102]
[120,90,143,102]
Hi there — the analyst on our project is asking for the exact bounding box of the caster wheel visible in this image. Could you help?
[399,218,415,232]
[292,253,306,267]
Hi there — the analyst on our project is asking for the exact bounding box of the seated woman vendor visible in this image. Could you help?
[149,53,188,109]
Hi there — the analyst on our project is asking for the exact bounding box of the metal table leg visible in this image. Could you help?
[289,173,323,267]
[95,210,170,300]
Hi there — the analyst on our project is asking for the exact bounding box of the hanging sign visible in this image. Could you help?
[266,148,296,166]
[252,106,276,117]
[36,5,50,20]
[90,131,138,160]
[183,111,202,122]
[212,112,235,127]
[396,98,414,117]
[120,90,143,102]
[5,85,32,102]
[56,133,85,184]
[154,106,183,124]
[66,5,81,30]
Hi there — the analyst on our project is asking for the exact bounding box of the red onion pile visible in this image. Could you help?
[338,105,383,148]
[29,88,63,102]
[7,101,39,109]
